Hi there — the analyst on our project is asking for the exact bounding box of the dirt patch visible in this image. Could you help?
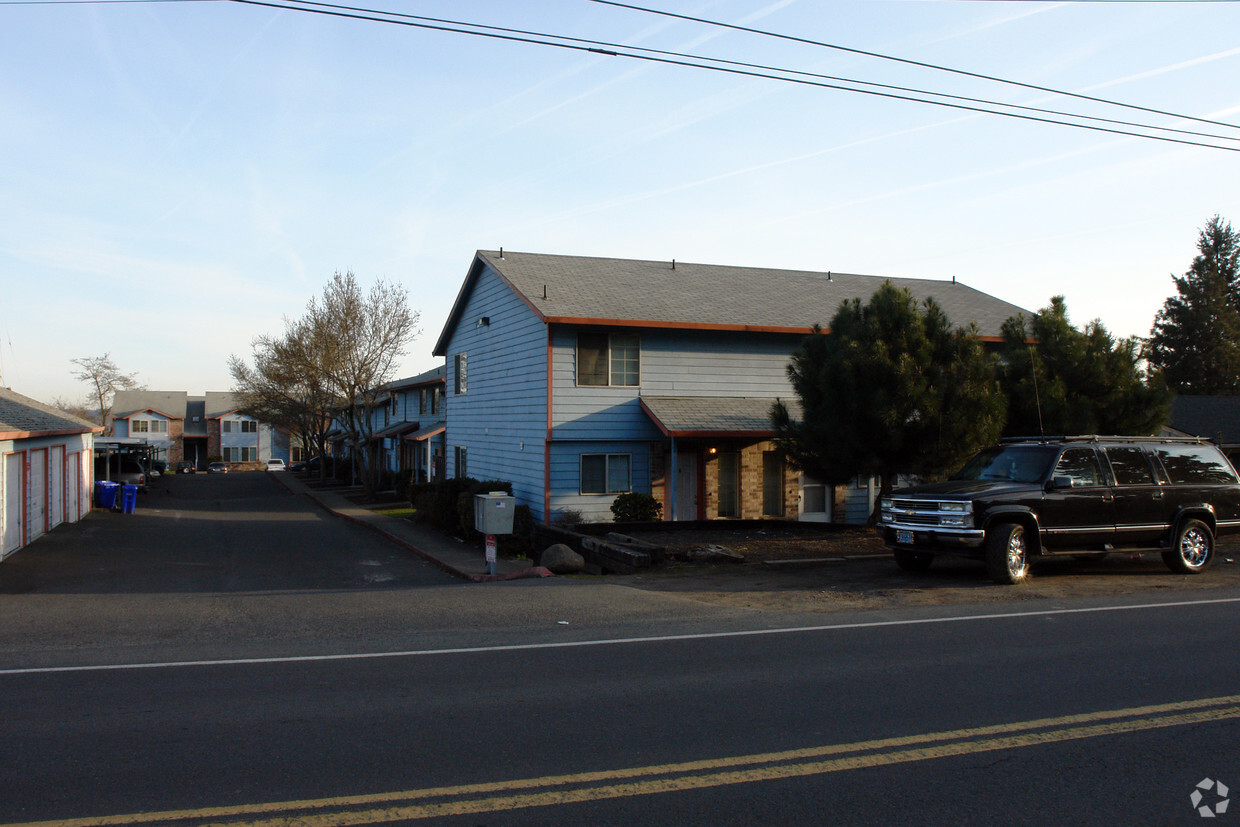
[608,525,1240,614]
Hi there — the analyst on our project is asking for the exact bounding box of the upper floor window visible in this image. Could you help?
[419,388,427,415]
[578,332,640,387]
[455,353,467,395]
[223,419,258,433]
[132,419,148,433]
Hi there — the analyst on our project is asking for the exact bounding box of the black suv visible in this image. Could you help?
[880,436,1240,584]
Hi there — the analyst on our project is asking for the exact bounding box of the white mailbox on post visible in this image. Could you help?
[474,491,515,535]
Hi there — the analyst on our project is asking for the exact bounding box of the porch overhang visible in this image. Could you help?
[403,424,446,443]
[372,421,419,440]
[638,396,797,439]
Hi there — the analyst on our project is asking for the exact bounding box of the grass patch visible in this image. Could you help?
[370,505,416,520]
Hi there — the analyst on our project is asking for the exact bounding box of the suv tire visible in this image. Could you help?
[1163,518,1214,574]
[985,522,1030,585]
[893,549,934,572]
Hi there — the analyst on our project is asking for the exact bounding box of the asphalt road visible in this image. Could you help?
[2,474,1238,825]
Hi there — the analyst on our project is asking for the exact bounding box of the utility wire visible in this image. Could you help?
[589,0,1240,133]
[228,0,1238,151]
[249,0,1238,146]
[12,0,1232,148]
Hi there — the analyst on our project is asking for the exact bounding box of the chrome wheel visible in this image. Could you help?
[1179,524,1211,568]
[1005,526,1028,579]
[1164,519,1214,574]
[985,522,1031,584]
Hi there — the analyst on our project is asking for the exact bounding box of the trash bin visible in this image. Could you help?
[94,480,120,509]
[120,484,138,514]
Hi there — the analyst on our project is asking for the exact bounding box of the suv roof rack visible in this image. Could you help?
[999,434,1213,445]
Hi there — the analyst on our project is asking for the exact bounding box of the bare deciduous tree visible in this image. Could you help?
[231,271,420,493]
[307,271,420,494]
[69,354,141,431]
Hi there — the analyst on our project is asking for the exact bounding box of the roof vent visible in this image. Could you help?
[827,271,832,282]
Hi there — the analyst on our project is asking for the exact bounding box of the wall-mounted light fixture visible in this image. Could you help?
[477,316,490,328]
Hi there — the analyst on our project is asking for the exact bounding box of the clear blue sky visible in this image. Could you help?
[3,0,1238,406]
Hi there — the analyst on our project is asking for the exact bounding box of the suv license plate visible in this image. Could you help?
[896,530,914,545]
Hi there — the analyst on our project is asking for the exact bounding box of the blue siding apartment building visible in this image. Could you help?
[434,251,1027,525]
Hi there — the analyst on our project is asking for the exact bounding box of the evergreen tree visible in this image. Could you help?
[1000,297,1169,436]
[1148,216,1240,394]
[772,282,1006,512]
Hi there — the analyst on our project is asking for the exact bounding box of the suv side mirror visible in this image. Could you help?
[1047,475,1075,491]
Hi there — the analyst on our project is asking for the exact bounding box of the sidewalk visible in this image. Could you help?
[273,472,551,582]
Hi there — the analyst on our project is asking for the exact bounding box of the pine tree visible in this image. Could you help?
[1000,297,1169,436]
[1148,216,1240,394]
[772,281,1006,512]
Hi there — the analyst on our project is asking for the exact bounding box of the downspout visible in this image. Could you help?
[668,436,678,522]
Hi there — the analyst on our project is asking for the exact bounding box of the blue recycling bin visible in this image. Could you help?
[95,480,120,509]
[120,484,138,514]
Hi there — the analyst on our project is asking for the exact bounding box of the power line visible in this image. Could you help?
[589,0,1240,133]
[7,0,1235,149]
[239,0,1239,147]
[224,0,1237,151]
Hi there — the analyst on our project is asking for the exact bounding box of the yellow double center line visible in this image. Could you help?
[12,694,1240,826]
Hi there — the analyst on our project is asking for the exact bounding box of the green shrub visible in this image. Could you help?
[611,492,662,522]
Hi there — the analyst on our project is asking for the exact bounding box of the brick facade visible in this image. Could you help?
[651,439,798,521]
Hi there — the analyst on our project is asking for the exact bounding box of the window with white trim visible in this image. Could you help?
[454,446,468,479]
[242,420,257,433]
[132,420,149,433]
[580,453,631,495]
[577,332,640,387]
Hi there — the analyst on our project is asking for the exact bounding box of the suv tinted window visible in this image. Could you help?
[952,445,1056,483]
[1053,448,1105,487]
[1106,447,1155,485]
[1155,445,1239,484]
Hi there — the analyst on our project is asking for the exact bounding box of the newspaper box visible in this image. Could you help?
[474,492,515,535]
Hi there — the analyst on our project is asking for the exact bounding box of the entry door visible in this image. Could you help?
[28,449,47,542]
[3,453,22,556]
[675,452,699,521]
[799,473,830,522]
[49,446,65,529]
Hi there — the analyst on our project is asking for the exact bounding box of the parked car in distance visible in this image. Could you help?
[94,455,147,492]
[176,461,196,474]
[266,459,286,471]
[207,462,229,474]
[881,436,1240,585]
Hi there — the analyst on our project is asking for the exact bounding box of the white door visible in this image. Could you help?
[675,452,699,521]
[49,445,65,529]
[29,449,47,542]
[3,452,23,556]
[798,473,831,522]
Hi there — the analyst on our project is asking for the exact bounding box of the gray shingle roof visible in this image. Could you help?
[111,390,188,420]
[382,365,447,391]
[0,388,100,436]
[640,396,801,437]
[1168,396,1240,445]
[474,250,1027,337]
